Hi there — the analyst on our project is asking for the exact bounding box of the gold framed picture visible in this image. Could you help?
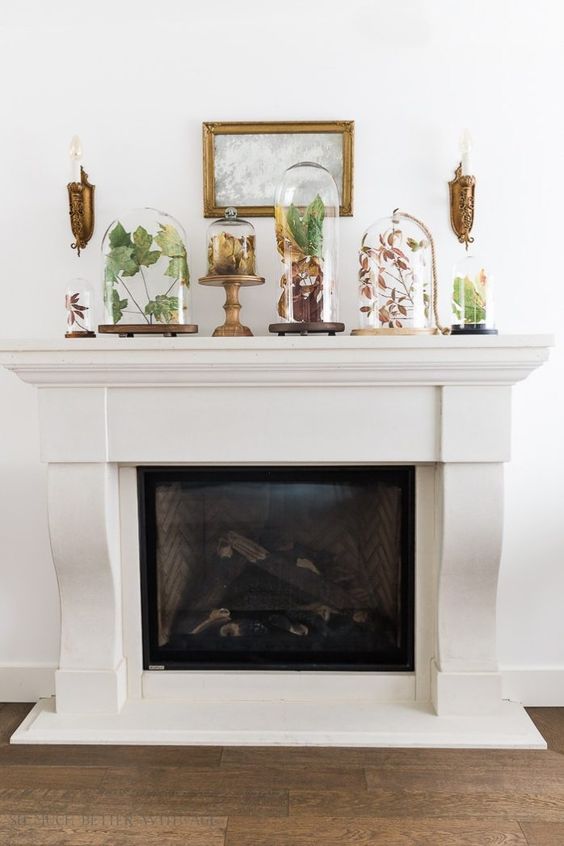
[203,121,354,218]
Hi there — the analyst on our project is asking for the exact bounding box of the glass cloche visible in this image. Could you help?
[207,208,256,276]
[451,253,497,333]
[102,208,191,326]
[65,277,95,337]
[355,210,439,334]
[273,162,341,329]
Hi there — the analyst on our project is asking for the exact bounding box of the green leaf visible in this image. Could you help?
[285,204,308,252]
[144,294,179,323]
[154,223,186,258]
[305,197,325,257]
[304,194,325,226]
[164,255,190,286]
[108,221,132,249]
[453,275,486,324]
[105,245,139,282]
[107,288,128,323]
[132,226,161,268]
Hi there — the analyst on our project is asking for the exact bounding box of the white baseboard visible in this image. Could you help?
[0,665,563,707]
[502,667,564,706]
[0,665,56,702]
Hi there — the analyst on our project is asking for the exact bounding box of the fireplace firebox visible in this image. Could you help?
[139,466,415,671]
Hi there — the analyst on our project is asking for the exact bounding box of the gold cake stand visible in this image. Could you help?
[199,274,265,337]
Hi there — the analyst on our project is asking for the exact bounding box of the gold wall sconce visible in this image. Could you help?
[449,129,475,248]
[67,136,95,256]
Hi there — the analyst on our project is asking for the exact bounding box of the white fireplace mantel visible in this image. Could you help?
[0,334,553,747]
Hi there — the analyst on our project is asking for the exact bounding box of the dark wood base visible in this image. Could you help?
[65,331,96,339]
[98,324,199,338]
[451,325,498,335]
[269,322,345,336]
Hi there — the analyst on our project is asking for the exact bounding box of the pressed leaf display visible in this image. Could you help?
[451,255,494,330]
[102,208,190,325]
[65,278,95,336]
[274,162,339,325]
[357,213,431,332]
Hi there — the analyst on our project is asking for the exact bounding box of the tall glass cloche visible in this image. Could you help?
[354,210,445,334]
[271,162,343,333]
[207,208,256,276]
[101,208,193,329]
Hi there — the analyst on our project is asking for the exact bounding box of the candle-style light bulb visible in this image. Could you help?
[69,135,83,183]
[459,129,473,176]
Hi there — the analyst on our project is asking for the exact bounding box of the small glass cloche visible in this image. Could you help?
[273,161,341,329]
[65,277,96,337]
[101,208,191,327]
[207,208,256,276]
[354,210,437,334]
[451,253,497,334]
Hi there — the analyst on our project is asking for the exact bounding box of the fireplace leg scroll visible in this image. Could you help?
[47,463,126,714]
[432,462,504,715]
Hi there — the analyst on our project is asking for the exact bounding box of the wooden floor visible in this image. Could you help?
[0,705,563,844]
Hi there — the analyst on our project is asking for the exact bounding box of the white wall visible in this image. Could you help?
[0,0,563,702]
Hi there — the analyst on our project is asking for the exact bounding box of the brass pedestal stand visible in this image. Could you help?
[199,274,264,337]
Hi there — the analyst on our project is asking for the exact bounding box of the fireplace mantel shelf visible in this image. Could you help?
[0,334,553,387]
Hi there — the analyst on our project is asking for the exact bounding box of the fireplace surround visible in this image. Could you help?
[0,334,552,747]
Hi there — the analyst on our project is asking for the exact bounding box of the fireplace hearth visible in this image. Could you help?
[139,467,415,671]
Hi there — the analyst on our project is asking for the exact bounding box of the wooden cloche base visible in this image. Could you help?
[351,327,436,336]
[98,324,198,338]
[65,331,96,339]
[199,274,265,338]
[269,322,345,336]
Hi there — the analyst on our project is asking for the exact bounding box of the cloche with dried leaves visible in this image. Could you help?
[274,162,339,325]
[357,212,433,334]
[207,208,256,276]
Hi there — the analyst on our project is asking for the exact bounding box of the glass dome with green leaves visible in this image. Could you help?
[273,162,341,330]
[451,253,496,334]
[102,208,191,327]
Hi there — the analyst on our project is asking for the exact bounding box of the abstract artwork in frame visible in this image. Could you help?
[203,121,354,217]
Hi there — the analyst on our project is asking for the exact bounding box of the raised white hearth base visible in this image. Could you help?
[14,697,545,748]
[0,336,553,747]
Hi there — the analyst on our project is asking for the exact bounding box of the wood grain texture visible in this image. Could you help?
[0,813,226,845]
[0,743,222,769]
[527,708,564,755]
[221,747,563,771]
[0,766,107,790]
[0,704,33,743]
[0,787,288,818]
[225,817,528,845]
[289,790,564,821]
[103,765,365,792]
[520,821,564,844]
[365,765,564,793]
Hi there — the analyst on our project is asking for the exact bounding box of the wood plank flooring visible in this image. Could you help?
[0,703,563,845]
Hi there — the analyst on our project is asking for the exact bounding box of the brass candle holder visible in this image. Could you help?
[449,163,475,248]
[67,166,95,256]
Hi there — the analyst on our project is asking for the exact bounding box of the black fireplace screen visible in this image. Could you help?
[139,466,414,671]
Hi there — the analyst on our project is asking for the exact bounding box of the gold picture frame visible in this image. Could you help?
[203,121,354,218]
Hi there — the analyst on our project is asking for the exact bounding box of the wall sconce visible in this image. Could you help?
[449,129,475,248]
[67,136,95,256]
